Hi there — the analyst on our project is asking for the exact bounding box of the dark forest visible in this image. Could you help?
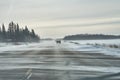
[0,22,40,42]
[64,34,120,40]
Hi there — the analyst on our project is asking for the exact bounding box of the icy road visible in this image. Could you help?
[0,40,120,80]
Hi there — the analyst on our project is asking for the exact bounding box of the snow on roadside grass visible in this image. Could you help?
[67,39,120,45]
[0,40,56,53]
[66,40,120,57]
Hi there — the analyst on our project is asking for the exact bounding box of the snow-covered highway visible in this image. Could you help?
[0,40,120,80]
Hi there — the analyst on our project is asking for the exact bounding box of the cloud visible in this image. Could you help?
[0,0,120,37]
[36,18,120,29]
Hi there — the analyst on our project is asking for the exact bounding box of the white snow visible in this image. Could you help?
[66,39,120,57]
[0,39,120,57]
[0,39,120,74]
[67,39,120,45]
[0,40,56,53]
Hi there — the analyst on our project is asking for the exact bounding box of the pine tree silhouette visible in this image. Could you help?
[0,22,40,42]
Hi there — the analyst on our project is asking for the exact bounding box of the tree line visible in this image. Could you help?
[63,34,120,40]
[0,22,40,42]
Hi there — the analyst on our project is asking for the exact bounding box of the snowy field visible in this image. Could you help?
[66,39,120,57]
[67,39,120,45]
[0,39,120,80]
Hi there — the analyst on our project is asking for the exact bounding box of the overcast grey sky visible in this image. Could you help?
[0,0,120,38]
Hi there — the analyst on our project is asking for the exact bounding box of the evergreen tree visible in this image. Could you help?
[0,26,1,33]
[0,26,2,40]
[31,29,35,37]
[24,26,29,35]
[0,26,1,35]
[0,22,40,42]
[16,24,20,33]
[15,24,20,41]
[2,24,6,39]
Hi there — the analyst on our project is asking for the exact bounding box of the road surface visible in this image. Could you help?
[0,41,120,80]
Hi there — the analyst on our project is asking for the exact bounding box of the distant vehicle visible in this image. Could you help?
[56,40,61,44]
